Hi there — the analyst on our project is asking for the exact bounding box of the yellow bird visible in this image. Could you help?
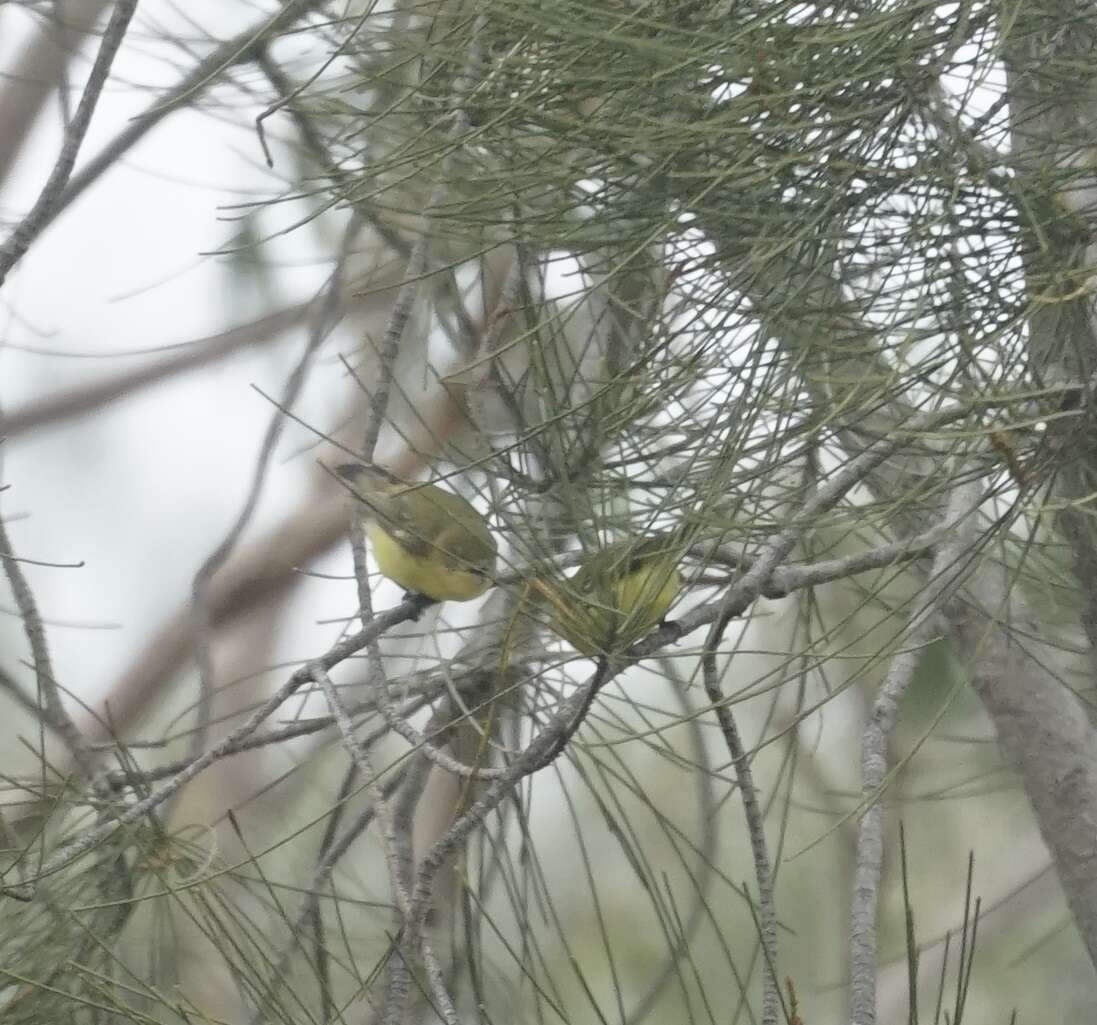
[338,464,497,602]
[536,538,682,655]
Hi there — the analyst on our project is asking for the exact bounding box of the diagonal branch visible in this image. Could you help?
[0,0,140,284]
[0,302,311,440]
[0,593,426,900]
[2,0,331,264]
[0,0,113,184]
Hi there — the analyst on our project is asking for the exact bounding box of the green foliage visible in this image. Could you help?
[7,0,1097,1022]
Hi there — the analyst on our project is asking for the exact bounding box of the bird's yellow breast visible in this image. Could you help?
[367,521,490,602]
[546,554,681,655]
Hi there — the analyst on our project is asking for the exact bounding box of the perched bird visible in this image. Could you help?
[337,463,497,602]
[535,537,682,655]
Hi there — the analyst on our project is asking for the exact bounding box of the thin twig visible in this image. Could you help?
[849,484,981,1025]
[313,666,412,914]
[0,596,425,900]
[314,665,421,1025]
[403,661,613,946]
[0,510,93,776]
[189,222,352,766]
[23,0,331,249]
[246,761,409,1025]
[0,0,140,284]
[701,646,780,1025]
[0,302,312,440]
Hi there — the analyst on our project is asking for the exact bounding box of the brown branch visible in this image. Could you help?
[84,490,349,745]
[0,302,310,440]
[74,378,472,756]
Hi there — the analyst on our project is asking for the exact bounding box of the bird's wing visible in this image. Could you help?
[433,513,496,573]
[356,481,496,570]
[570,539,677,601]
[359,490,435,557]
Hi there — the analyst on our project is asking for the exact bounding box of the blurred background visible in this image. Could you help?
[2,2,1097,1023]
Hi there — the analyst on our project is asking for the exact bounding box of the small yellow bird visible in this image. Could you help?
[337,464,497,602]
[535,537,682,655]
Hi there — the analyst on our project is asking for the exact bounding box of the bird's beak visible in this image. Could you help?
[335,463,363,481]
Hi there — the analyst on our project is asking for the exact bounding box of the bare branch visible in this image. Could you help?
[701,645,780,1025]
[0,507,93,776]
[0,0,140,284]
[1,594,425,900]
[189,225,350,768]
[312,666,411,915]
[0,0,112,184]
[849,483,982,1025]
[0,302,311,440]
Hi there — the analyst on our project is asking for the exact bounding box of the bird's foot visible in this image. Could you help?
[404,591,432,620]
[657,617,683,643]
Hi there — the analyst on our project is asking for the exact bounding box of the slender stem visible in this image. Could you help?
[313,660,417,1025]
[0,0,140,284]
[189,226,351,767]
[0,512,93,777]
[849,484,981,1025]
[701,645,779,1025]
[245,762,409,1025]
[0,597,424,900]
[0,302,311,440]
[25,0,331,250]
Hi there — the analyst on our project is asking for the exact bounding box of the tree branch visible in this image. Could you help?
[0,0,113,184]
[0,302,311,440]
[0,594,425,900]
[849,483,982,1025]
[0,0,140,284]
[0,509,93,776]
